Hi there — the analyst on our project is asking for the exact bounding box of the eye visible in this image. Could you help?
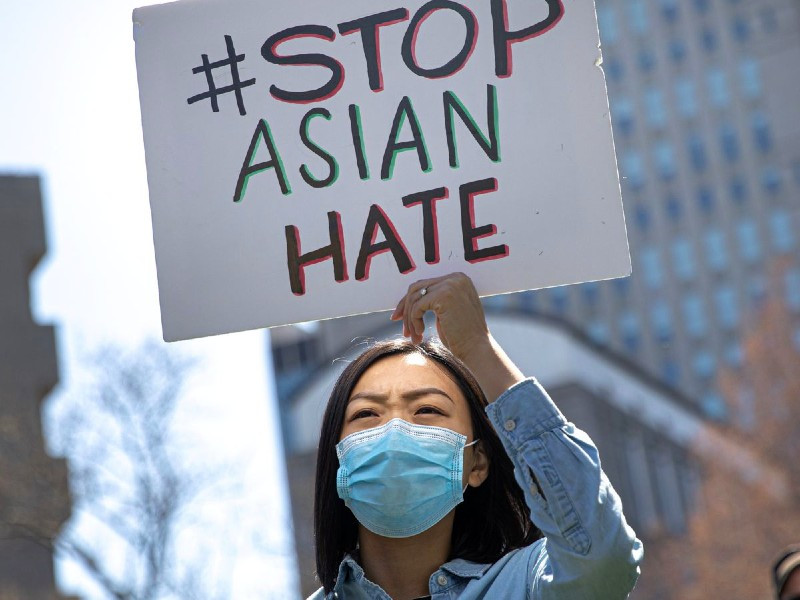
[351,408,378,420]
[416,405,444,416]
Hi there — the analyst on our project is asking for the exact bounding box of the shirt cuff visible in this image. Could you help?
[485,378,567,447]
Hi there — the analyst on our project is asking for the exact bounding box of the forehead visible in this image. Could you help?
[350,353,465,399]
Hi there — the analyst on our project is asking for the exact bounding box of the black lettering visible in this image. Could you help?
[444,84,500,168]
[262,25,344,103]
[234,118,291,202]
[355,204,415,280]
[401,0,478,79]
[459,177,509,263]
[285,211,348,295]
[381,96,430,180]
[338,9,409,92]
[402,187,448,264]
[491,0,564,77]
[299,108,338,188]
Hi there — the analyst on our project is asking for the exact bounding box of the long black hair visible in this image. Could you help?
[313,339,541,592]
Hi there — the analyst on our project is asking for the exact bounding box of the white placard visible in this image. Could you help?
[134,0,630,341]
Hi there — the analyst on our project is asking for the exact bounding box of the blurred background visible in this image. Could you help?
[1,0,798,599]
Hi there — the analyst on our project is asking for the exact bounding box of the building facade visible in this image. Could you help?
[512,0,800,417]
[0,176,71,599]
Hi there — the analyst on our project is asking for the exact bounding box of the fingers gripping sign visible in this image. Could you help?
[390,273,490,359]
[391,272,525,401]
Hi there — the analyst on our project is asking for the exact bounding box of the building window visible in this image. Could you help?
[770,210,794,253]
[707,68,729,108]
[762,166,782,195]
[588,321,610,345]
[550,287,569,314]
[597,6,620,44]
[651,301,672,342]
[682,294,707,338]
[693,351,716,379]
[612,96,634,135]
[724,343,743,368]
[784,269,800,312]
[660,0,679,22]
[634,203,651,232]
[654,141,676,180]
[687,134,707,172]
[715,286,739,329]
[273,338,319,373]
[644,88,667,128]
[665,194,683,221]
[640,247,664,289]
[738,58,760,98]
[671,238,696,281]
[702,391,727,420]
[606,56,625,82]
[619,312,641,352]
[622,151,645,189]
[697,187,715,214]
[736,219,761,263]
[675,79,697,118]
[483,295,507,310]
[731,16,750,42]
[668,39,686,63]
[700,27,718,53]
[704,228,728,272]
[661,360,681,386]
[582,282,600,305]
[518,290,538,313]
[628,0,649,34]
[638,48,656,73]
[719,123,740,163]
[748,275,767,304]
[730,176,748,204]
[751,111,772,153]
[614,277,631,297]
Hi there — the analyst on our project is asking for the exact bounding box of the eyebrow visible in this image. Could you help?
[348,387,454,405]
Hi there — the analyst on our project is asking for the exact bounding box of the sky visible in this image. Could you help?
[0,1,296,597]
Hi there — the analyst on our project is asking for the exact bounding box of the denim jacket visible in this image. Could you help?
[308,378,644,599]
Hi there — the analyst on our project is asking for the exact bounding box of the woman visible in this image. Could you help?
[309,273,643,599]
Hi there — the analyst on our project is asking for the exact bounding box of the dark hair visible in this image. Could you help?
[313,339,541,592]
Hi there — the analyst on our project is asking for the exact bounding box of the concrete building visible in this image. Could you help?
[0,176,71,599]
[521,0,800,417]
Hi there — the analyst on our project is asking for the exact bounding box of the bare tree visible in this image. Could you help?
[51,340,289,600]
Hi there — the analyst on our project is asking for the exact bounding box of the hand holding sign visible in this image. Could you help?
[391,272,525,402]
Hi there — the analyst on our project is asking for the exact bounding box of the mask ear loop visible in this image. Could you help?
[463,439,481,493]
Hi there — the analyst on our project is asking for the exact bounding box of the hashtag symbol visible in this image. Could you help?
[187,35,256,116]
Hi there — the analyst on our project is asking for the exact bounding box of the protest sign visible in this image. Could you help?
[134,0,630,341]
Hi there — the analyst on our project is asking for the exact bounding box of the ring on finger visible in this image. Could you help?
[419,287,428,297]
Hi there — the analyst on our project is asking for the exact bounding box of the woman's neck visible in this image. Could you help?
[357,514,453,600]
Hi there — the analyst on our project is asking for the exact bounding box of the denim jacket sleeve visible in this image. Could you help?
[485,378,643,599]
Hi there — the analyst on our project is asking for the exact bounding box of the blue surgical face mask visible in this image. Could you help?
[335,418,479,538]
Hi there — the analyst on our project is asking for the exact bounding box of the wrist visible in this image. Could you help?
[458,334,525,403]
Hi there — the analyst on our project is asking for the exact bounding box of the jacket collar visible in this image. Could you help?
[334,552,491,590]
